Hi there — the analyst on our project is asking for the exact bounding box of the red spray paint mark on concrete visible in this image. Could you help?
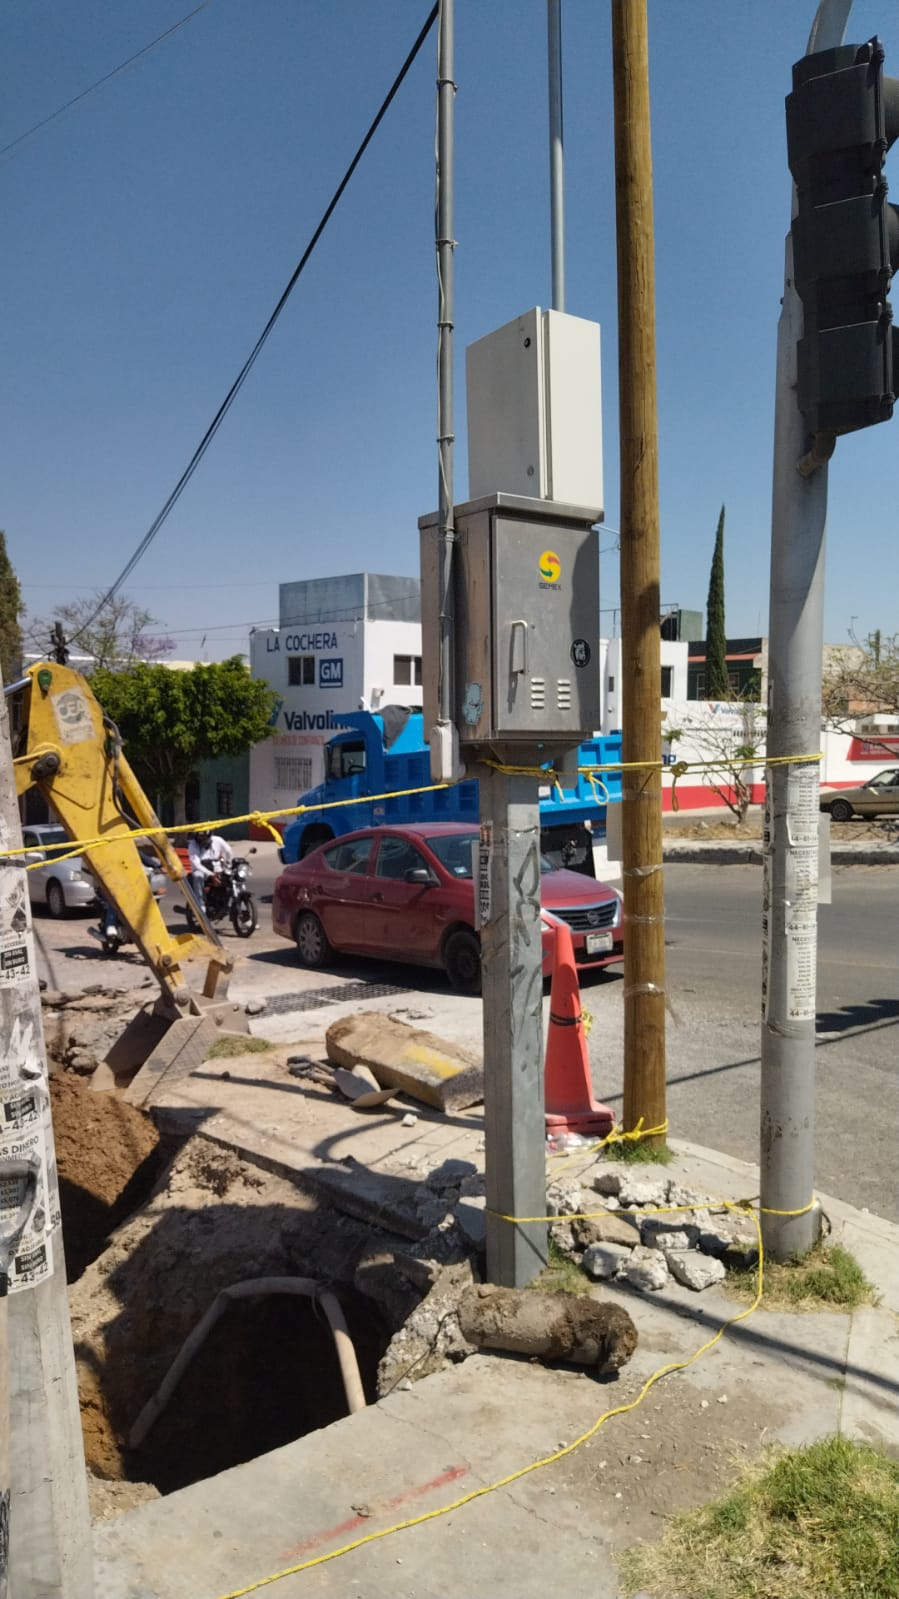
[277,1462,470,1562]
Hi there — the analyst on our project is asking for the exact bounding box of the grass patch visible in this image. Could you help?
[206,1034,274,1060]
[726,1242,876,1312]
[603,1138,674,1165]
[618,1435,899,1599]
[533,1237,592,1297]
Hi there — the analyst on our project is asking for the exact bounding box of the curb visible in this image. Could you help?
[663,841,899,866]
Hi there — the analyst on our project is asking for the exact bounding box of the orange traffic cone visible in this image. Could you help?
[544,914,615,1137]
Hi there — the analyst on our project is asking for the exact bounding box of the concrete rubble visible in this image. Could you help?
[543,1171,764,1294]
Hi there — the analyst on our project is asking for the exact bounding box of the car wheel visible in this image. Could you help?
[444,928,482,996]
[295,910,333,969]
[830,798,854,823]
[46,879,67,919]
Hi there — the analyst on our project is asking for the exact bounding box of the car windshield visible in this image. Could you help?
[425,832,555,877]
[425,833,477,876]
[31,828,73,862]
[868,770,899,787]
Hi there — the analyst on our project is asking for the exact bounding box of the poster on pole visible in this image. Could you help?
[475,822,493,928]
[0,866,58,1291]
[761,764,819,1025]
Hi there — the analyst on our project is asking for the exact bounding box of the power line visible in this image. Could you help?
[0,1,215,163]
[69,2,439,648]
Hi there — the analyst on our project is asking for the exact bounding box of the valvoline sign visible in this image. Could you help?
[319,657,344,689]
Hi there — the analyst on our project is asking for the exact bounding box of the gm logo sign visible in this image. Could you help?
[538,548,561,588]
[319,657,344,689]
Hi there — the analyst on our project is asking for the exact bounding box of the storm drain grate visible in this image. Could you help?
[262,980,412,1016]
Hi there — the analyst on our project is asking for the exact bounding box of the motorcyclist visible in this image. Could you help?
[187,831,234,914]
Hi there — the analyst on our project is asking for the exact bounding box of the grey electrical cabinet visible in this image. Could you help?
[420,493,600,759]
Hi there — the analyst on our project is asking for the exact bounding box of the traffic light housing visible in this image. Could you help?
[787,38,899,436]
[50,622,69,665]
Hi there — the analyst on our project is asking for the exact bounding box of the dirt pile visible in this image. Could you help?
[50,1069,171,1281]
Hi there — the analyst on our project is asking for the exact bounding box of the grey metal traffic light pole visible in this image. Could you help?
[761,0,851,1260]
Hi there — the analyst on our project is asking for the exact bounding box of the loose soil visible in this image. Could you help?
[50,1069,175,1281]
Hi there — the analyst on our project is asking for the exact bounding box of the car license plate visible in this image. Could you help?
[585,931,613,954]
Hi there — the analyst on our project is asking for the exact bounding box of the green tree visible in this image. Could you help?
[92,657,278,822]
[28,590,173,671]
[0,531,24,682]
[705,505,729,701]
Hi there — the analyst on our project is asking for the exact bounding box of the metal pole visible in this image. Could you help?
[435,0,457,755]
[481,767,547,1287]
[611,0,667,1143]
[760,0,851,1260]
[547,0,565,311]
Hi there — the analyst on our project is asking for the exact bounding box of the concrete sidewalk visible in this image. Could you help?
[92,1110,899,1599]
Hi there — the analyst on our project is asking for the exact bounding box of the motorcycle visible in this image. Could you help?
[183,854,258,938]
[89,852,168,956]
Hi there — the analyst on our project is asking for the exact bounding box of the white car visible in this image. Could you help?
[22,824,98,917]
[22,824,168,918]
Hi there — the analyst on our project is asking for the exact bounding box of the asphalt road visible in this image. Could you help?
[31,852,899,1222]
[608,864,899,1222]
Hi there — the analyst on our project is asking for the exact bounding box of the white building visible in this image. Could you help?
[249,573,423,818]
[602,637,690,730]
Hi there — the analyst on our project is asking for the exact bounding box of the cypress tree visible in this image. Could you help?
[705,505,729,700]
[0,531,24,683]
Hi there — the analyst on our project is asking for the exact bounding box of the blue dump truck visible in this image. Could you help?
[280,708,622,876]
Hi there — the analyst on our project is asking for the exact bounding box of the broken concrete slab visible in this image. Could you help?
[581,1241,631,1280]
[326,1012,483,1112]
[573,1212,640,1250]
[619,1245,670,1292]
[377,1262,477,1395]
[668,1252,727,1291]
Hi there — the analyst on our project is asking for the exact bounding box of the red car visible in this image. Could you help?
[272,822,623,996]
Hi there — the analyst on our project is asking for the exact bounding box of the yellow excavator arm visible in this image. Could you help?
[10,663,232,1012]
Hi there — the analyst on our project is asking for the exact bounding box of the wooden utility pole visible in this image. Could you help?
[611,0,667,1141]
[0,676,94,1596]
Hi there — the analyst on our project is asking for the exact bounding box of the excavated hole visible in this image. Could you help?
[123,1289,388,1494]
[55,1069,395,1497]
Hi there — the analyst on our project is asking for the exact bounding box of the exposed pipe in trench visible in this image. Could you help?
[127,1276,366,1450]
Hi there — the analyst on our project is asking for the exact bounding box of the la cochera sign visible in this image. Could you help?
[265,631,338,653]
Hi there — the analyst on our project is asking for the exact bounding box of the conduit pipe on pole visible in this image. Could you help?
[435,0,457,751]
[547,0,566,312]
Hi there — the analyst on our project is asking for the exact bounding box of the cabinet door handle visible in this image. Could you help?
[510,619,528,676]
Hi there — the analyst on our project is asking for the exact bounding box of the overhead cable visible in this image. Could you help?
[0,0,215,163]
[70,2,439,647]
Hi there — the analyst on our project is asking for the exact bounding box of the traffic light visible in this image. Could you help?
[786,37,899,436]
[50,622,69,664]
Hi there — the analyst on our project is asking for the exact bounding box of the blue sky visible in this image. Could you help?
[3,0,896,662]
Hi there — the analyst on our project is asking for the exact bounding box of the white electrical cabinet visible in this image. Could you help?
[465,307,603,512]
